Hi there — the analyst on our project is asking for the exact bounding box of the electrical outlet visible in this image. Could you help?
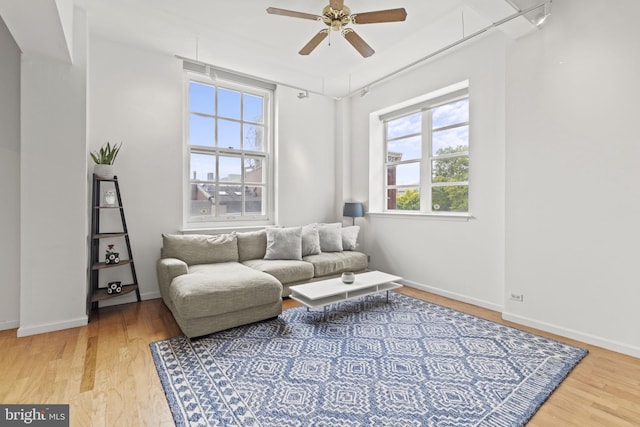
[510,293,524,302]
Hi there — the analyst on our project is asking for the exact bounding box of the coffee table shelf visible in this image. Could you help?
[289,271,403,314]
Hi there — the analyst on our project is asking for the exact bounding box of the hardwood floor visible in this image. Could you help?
[1,288,638,426]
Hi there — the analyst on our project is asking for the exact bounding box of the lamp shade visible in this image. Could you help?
[343,202,364,218]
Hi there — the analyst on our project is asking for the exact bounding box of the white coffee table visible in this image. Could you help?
[289,271,403,319]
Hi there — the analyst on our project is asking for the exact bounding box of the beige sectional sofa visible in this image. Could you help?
[156,224,367,338]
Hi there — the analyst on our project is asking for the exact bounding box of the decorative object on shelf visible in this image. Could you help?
[105,244,120,264]
[107,281,123,294]
[341,271,355,284]
[343,202,364,226]
[104,189,117,206]
[90,141,122,179]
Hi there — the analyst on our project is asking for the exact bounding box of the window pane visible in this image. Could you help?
[432,156,469,183]
[245,185,264,215]
[388,187,420,211]
[243,94,264,123]
[245,157,264,184]
[218,119,241,149]
[218,88,241,120]
[389,162,420,186]
[432,185,468,212]
[387,135,421,162]
[189,82,214,115]
[191,153,216,181]
[218,184,242,216]
[219,156,241,182]
[244,124,265,151]
[432,126,468,156]
[189,115,215,147]
[190,183,215,217]
[387,112,421,139]
[432,98,469,129]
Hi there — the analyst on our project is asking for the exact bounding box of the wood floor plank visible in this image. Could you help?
[1,291,638,426]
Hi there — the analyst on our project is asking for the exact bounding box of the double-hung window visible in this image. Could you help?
[185,76,273,227]
[382,88,469,213]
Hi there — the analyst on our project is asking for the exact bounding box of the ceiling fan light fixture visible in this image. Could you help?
[267,2,407,57]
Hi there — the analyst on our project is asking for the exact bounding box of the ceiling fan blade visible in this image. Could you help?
[266,7,321,21]
[299,30,329,55]
[330,0,344,11]
[343,29,375,58]
[351,8,408,24]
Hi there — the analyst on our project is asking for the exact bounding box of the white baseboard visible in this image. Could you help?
[0,319,19,332]
[400,279,503,313]
[142,291,161,300]
[502,312,640,359]
[17,316,88,337]
[400,279,640,359]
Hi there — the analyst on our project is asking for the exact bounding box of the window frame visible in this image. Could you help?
[183,73,275,229]
[370,81,471,218]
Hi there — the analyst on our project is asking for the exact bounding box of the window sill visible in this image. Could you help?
[367,211,473,222]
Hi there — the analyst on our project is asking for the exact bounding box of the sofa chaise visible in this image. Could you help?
[156,223,367,338]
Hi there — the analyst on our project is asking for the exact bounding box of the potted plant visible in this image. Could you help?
[90,142,121,179]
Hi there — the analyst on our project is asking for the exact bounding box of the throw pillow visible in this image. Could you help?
[301,223,322,256]
[264,226,303,260]
[162,233,239,265]
[235,230,267,261]
[318,223,343,252]
[342,226,360,251]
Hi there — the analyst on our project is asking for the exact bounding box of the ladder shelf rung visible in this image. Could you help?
[91,259,133,270]
[93,232,128,239]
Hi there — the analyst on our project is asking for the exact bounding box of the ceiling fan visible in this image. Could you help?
[266,0,407,58]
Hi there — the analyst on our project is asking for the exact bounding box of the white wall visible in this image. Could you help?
[88,37,183,305]
[18,7,88,336]
[349,32,507,311]
[0,16,21,330]
[275,87,338,226]
[504,0,640,357]
[88,36,339,306]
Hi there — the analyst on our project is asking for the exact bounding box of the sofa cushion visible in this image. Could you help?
[303,251,368,277]
[169,262,282,320]
[235,230,267,261]
[265,226,303,260]
[301,223,321,256]
[162,233,238,265]
[318,223,343,252]
[242,259,315,285]
[341,226,360,250]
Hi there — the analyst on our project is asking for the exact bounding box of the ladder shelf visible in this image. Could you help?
[88,174,141,321]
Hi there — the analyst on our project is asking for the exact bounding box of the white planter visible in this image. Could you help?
[94,164,115,179]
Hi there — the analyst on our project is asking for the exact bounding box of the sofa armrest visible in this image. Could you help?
[156,258,189,301]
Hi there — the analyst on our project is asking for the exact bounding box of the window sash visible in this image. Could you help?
[383,95,469,214]
[185,75,273,225]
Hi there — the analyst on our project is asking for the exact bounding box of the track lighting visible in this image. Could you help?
[534,2,551,26]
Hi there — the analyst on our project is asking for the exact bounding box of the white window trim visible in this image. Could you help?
[182,72,276,230]
[369,80,471,219]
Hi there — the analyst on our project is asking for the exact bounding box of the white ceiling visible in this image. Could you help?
[1,0,543,97]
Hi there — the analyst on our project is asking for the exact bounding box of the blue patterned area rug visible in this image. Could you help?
[150,293,587,427]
